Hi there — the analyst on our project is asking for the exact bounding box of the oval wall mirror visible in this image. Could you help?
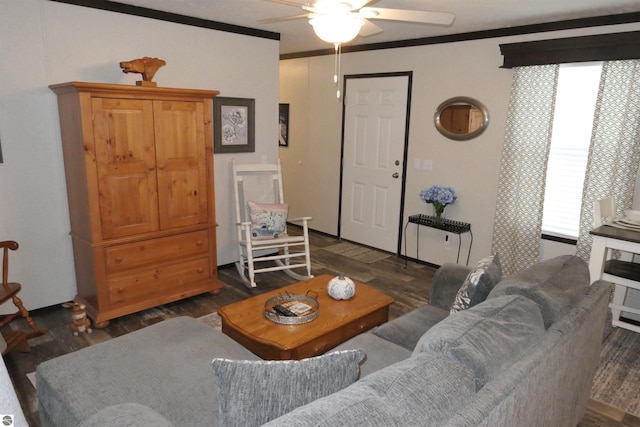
[434,96,489,141]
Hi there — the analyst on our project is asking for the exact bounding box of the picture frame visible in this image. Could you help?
[214,97,255,153]
[279,103,289,147]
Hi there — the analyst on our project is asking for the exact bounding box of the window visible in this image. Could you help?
[541,62,603,239]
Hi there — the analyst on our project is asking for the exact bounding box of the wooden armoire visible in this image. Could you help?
[50,82,223,327]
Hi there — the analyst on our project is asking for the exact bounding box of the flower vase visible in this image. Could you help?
[433,202,446,222]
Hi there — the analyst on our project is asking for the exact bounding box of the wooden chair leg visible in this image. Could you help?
[1,330,34,355]
[14,339,31,353]
[12,294,44,335]
[0,295,48,355]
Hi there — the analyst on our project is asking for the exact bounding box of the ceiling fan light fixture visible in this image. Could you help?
[309,13,364,44]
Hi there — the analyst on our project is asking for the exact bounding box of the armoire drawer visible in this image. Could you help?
[105,230,209,274]
[107,257,211,305]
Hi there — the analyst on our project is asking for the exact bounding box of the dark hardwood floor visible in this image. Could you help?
[3,229,639,426]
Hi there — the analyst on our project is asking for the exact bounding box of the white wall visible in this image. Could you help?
[279,22,640,267]
[0,0,279,310]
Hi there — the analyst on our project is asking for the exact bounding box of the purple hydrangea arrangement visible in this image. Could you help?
[420,185,456,219]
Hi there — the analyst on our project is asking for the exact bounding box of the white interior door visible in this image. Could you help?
[340,74,410,253]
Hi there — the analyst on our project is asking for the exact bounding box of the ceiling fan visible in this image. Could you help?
[259,0,455,45]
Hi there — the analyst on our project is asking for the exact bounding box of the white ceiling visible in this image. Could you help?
[106,0,640,54]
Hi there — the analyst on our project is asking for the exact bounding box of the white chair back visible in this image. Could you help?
[232,160,285,239]
[230,158,312,287]
[594,196,615,227]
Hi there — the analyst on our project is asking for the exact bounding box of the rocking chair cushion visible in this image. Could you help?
[248,202,289,239]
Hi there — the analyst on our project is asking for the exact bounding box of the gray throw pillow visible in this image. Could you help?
[212,349,365,427]
[450,253,501,314]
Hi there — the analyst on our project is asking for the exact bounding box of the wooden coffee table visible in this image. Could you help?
[218,275,394,360]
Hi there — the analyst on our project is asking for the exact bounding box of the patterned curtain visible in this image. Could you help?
[491,65,559,275]
[576,60,640,260]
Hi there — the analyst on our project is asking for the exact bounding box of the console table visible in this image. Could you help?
[589,225,640,333]
[404,214,472,266]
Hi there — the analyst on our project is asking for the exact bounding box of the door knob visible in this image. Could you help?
[392,172,399,178]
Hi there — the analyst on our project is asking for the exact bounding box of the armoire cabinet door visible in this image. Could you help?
[153,100,209,229]
[92,98,160,239]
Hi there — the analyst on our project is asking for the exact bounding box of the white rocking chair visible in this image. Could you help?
[232,158,313,288]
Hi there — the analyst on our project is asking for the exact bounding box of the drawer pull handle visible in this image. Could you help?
[117,288,124,294]
[196,240,203,246]
[197,268,204,274]
[115,256,123,263]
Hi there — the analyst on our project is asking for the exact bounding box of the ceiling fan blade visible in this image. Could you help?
[359,19,384,37]
[258,13,312,24]
[361,7,455,26]
[350,0,377,11]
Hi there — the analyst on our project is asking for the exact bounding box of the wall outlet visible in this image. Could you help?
[444,234,451,251]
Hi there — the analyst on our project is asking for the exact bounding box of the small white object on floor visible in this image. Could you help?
[27,371,37,389]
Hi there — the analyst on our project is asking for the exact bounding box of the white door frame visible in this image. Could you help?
[338,71,412,255]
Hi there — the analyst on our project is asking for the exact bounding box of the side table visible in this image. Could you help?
[404,214,473,266]
[589,225,640,333]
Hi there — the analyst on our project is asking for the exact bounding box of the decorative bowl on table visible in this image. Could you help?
[264,291,319,325]
[625,210,640,222]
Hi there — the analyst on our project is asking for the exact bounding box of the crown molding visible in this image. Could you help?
[47,0,280,41]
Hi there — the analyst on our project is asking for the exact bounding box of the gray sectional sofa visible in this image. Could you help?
[36,255,611,426]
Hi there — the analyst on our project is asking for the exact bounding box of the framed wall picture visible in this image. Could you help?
[279,103,289,147]
[214,97,255,153]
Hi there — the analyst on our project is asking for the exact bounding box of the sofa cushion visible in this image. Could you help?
[488,255,590,328]
[36,317,260,427]
[78,403,174,427]
[414,294,545,390]
[450,254,502,314]
[263,351,475,427]
[331,332,413,377]
[212,349,365,427]
[372,304,449,351]
[428,263,473,311]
